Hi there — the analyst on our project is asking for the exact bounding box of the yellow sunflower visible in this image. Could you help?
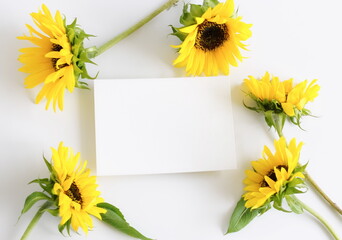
[244,72,290,104]
[243,137,305,209]
[18,5,75,111]
[244,72,320,117]
[51,142,106,233]
[172,0,252,76]
[281,79,320,116]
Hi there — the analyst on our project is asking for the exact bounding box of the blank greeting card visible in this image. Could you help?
[94,77,236,176]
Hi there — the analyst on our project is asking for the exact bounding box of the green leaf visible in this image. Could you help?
[21,192,52,214]
[97,202,126,221]
[285,195,304,214]
[98,202,153,240]
[226,198,260,234]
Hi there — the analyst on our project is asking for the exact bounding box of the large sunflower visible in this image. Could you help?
[171,0,252,76]
[18,5,92,111]
[18,5,74,111]
[243,137,305,209]
[51,142,106,233]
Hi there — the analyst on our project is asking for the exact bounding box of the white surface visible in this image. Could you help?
[1,0,341,240]
[94,77,236,175]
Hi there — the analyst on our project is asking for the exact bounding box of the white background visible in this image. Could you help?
[1,0,341,240]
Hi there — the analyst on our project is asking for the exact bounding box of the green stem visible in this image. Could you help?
[293,196,340,240]
[87,0,179,58]
[304,171,342,215]
[20,201,52,240]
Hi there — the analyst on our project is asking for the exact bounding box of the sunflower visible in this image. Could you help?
[281,79,320,116]
[171,0,252,76]
[243,137,305,209]
[244,72,320,117]
[244,72,290,104]
[51,142,106,233]
[18,5,92,111]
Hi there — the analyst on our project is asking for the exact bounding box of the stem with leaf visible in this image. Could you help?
[86,0,179,58]
[292,196,340,240]
[20,201,52,240]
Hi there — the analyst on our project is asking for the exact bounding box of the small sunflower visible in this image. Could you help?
[243,137,305,209]
[51,142,106,233]
[281,79,320,117]
[244,72,320,134]
[18,4,93,111]
[171,0,252,76]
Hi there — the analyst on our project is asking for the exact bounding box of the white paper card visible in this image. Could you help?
[94,77,236,176]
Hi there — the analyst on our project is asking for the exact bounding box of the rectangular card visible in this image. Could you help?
[94,77,236,175]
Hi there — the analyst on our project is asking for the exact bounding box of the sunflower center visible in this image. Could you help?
[51,43,68,70]
[195,20,229,51]
[260,165,288,187]
[65,182,83,205]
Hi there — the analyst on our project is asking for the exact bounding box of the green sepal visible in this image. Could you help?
[179,3,197,26]
[285,195,304,214]
[294,163,308,176]
[65,18,97,89]
[264,111,286,136]
[44,208,59,217]
[21,192,53,214]
[97,202,153,240]
[58,219,72,236]
[203,0,220,8]
[169,25,188,42]
[43,156,52,173]
[285,186,307,195]
[190,4,206,17]
[226,198,261,234]
[273,199,291,213]
[29,178,54,196]
[170,0,216,43]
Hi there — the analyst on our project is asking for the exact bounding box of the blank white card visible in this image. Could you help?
[94,77,236,176]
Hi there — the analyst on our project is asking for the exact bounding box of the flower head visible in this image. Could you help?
[18,4,94,111]
[51,142,106,233]
[171,0,252,76]
[244,72,320,133]
[243,137,305,209]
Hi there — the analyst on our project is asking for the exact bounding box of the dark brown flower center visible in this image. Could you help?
[65,182,83,205]
[260,165,288,187]
[51,43,68,70]
[195,20,229,51]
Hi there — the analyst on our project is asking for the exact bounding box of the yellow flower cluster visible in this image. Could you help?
[244,72,320,117]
